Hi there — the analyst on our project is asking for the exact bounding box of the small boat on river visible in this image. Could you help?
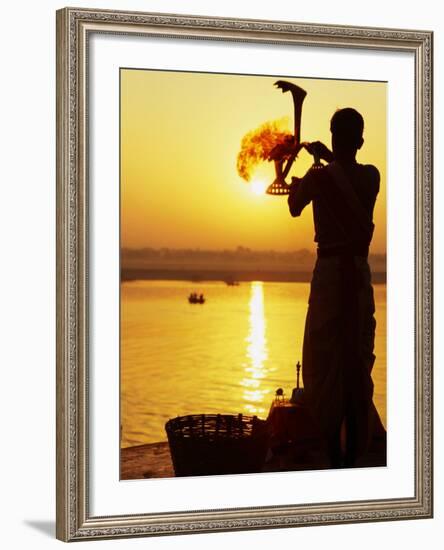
[188,293,205,304]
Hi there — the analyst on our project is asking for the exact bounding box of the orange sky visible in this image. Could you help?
[121,69,386,254]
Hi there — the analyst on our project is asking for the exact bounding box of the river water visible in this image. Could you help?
[121,280,386,447]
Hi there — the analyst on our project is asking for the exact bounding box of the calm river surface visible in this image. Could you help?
[121,280,386,447]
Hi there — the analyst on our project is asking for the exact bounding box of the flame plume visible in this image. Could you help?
[236,118,293,182]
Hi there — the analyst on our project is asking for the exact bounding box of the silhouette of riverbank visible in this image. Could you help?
[121,268,386,284]
[121,247,386,284]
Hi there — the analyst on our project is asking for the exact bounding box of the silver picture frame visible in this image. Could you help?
[56,6,433,541]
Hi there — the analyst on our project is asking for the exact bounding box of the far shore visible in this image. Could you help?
[121,268,387,284]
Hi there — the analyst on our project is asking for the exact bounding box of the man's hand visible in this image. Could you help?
[303,141,334,163]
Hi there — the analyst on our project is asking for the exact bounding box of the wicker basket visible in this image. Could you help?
[165,413,270,477]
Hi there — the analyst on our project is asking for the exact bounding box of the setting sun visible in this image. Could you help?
[250,180,267,195]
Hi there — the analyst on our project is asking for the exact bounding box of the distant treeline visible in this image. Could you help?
[122,246,386,266]
[121,246,386,283]
[122,245,318,262]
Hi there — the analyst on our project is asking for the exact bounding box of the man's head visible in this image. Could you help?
[330,108,364,158]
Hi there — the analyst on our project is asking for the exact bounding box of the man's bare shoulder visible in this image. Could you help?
[361,163,380,183]
[357,163,380,197]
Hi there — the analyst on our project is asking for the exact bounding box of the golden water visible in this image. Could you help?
[121,280,386,447]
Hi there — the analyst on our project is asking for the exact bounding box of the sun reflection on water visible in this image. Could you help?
[241,281,270,415]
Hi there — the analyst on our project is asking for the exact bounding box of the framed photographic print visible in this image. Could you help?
[56,7,433,542]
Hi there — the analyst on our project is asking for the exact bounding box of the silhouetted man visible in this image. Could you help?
[285,108,380,467]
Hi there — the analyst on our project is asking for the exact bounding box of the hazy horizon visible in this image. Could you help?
[121,246,386,283]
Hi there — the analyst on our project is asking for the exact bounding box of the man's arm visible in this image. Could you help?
[287,140,335,216]
[366,164,380,196]
[288,171,315,217]
[364,164,380,218]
